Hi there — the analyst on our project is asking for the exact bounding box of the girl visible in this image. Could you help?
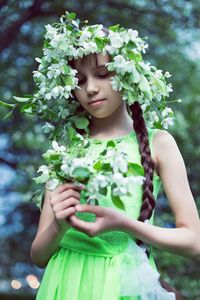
[30,12,200,300]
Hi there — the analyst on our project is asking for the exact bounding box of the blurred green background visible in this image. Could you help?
[0,0,200,299]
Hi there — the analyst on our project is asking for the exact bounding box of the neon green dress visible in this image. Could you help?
[36,128,175,300]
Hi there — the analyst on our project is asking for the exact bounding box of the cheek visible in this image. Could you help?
[73,88,84,103]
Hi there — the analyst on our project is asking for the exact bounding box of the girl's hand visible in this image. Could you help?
[70,204,126,237]
[49,183,84,233]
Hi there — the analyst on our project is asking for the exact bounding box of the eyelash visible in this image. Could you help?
[78,73,110,85]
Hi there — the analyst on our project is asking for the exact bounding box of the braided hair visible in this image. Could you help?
[130,101,156,224]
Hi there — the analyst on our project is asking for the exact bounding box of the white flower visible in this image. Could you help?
[46,178,60,190]
[74,47,85,58]
[112,172,125,185]
[104,45,119,55]
[37,165,49,175]
[51,86,64,99]
[139,62,151,74]
[162,107,173,118]
[150,111,159,123]
[79,30,92,43]
[61,163,70,175]
[45,24,58,40]
[93,174,108,188]
[161,117,174,129]
[111,155,128,173]
[123,29,138,43]
[109,31,124,48]
[164,71,171,78]
[52,141,66,152]
[167,83,173,93]
[137,41,149,53]
[113,186,127,196]
[81,42,97,55]
[47,67,61,79]
[50,33,65,48]
[33,71,45,81]
[110,76,123,91]
[155,70,163,79]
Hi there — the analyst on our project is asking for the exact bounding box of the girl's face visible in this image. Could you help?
[73,53,123,119]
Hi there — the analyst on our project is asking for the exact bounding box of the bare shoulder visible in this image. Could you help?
[152,129,177,155]
[152,129,181,173]
[153,129,176,147]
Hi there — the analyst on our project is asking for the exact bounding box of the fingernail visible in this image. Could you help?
[76,205,82,211]
[75,183,85,188]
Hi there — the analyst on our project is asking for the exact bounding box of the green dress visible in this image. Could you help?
[36,128,175,300]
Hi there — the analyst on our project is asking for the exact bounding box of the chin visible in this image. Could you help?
[90,111,113,119]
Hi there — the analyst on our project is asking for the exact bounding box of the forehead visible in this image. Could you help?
[73,53,110,71]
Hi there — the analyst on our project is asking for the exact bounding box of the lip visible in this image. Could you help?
[88,98,107,107]
[88,98,106,104]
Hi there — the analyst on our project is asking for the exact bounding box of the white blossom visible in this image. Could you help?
[52,140,66,152]
[108,31,124,48]
[110,76,123,91]
[37,165,49,175]
[162,107,173,118]
[46,178,60,190]
[161,117,174,129]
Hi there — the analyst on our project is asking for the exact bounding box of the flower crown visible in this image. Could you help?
[15,11,179,145]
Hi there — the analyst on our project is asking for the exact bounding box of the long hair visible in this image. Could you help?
[130,101,156,223]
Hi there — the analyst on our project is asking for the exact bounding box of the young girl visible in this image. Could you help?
[30,12,200,300]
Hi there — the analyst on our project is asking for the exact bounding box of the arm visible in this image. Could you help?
[120,130,200,259]
[30,183,83,268]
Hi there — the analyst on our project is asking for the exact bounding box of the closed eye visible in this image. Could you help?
[77,73,110,85]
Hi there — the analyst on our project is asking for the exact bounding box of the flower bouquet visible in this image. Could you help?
[34,129,145,210]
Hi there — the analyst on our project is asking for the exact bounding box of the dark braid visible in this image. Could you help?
[130,101,156,223]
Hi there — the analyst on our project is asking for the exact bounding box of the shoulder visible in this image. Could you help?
[151,129,180,171]
[152,129,176,149]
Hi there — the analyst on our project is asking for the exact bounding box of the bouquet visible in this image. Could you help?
[34,129,145,210]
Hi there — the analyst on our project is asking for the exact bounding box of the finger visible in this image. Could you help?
[58,189,81,202]
[75,204,103,214]
[70,215,95,233]
[53,198,80,213]
[50,189,81,207]
[55,207,76,220]
[53,183,84,195]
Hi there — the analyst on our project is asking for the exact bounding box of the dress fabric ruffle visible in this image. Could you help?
[120,239,175,299]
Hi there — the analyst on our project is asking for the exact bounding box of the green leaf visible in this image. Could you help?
[43,152,61,162]
[72,167,90,180]
[73,117,89,129]
[0,100,15,108]
[13,96,31,102]
[108,24,120,32]
[112,195,125,210]
[67,12,77,21]
[94,37,105,51]
[106,140,116,148]
[67,126,77,141]
[99,187,107,196]
[20,103,33,114]
[93,160,102,171]
[101,163,112,171]
[127,163,144,176]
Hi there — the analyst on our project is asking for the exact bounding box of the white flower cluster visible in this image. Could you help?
[34,139,145,209]
[23,10,177,147]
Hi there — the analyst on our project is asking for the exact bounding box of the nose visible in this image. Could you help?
[86,77,99,95]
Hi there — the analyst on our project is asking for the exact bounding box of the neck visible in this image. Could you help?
[89,102,133,138]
